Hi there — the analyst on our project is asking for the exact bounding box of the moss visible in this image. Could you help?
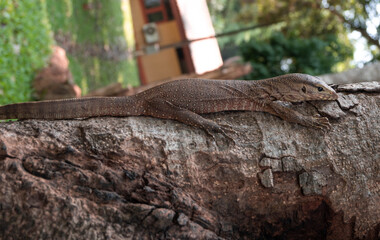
[45,0,139,94]
[0,0,139,104]
[0,0,53,104]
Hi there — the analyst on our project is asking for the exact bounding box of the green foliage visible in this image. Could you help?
[240,0,379,61]
[0,0,53,104]
[70,55,139,93]
[240,32,353,79]
[208,0,261,49]
[208,0,378,73]
[45,0,139,93]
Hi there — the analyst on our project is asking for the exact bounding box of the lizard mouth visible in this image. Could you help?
[283,92,338,102]
[309,95,338,101]
[318,92,339,100]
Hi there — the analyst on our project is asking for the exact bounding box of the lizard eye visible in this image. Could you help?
[302,86,306,93]
[317,87,324,92]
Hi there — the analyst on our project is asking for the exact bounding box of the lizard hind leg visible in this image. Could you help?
[145,99,236,144]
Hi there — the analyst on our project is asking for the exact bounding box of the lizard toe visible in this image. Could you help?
[219,123,238,135]
[312,116,331,131]
[206,126,236,146]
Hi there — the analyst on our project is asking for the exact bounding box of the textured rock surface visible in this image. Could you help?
[0,82,379,239]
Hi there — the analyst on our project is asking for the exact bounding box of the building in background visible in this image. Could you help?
[130,0,223,84]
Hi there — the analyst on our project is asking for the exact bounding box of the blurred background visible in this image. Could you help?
[0,0,379,105]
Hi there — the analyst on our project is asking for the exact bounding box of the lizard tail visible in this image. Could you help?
[0,96,144,120]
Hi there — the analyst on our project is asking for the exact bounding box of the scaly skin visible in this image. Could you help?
[0,74,338,138]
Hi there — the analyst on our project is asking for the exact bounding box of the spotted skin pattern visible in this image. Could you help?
[0,74,338,138]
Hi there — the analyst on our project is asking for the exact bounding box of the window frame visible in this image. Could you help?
[141,0,168,23]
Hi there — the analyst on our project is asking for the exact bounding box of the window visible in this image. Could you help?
[144,0,161,9]
[147,12,164,22]
[141,0,174,23]
[163,0,173,20]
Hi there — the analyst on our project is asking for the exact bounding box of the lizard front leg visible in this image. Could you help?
[145,99,235,142]
[263,101,331,130]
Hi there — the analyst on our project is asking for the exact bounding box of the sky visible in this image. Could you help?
[348,3,380,67]
[349,31,373,67]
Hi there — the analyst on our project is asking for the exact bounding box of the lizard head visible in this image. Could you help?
[271,73,338,102]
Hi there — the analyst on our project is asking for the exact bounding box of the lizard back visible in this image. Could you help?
[136,78,267,114]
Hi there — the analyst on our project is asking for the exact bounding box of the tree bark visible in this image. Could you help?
[320,62,380,85]
[0,83,379,239]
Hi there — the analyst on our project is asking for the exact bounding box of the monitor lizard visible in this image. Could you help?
[0,73,338,139]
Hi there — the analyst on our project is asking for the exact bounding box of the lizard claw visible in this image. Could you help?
[217,124,237,145]
[310,116,331,131]
[220,131,236,146]
[219,123,238,135]
[204,124,236,146]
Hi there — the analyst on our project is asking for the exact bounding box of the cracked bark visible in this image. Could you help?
[0,82,379,239]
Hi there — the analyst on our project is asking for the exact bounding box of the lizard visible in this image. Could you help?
[0,73,338,139]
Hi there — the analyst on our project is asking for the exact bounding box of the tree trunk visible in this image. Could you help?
[0,82,379,239]
[320,62,380,84]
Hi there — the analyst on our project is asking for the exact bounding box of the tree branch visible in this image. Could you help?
[0,81,379,239]
[326,7,380,49]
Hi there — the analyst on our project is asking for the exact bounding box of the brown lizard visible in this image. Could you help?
[0,73,338,139]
